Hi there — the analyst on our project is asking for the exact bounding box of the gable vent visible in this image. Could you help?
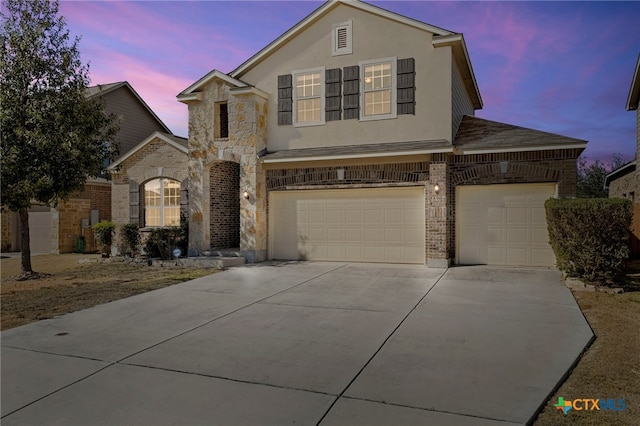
[332,20,352,56]
[337,27,348,49]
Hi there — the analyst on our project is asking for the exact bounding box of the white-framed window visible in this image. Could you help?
[293,67,325,126]
[360,57,397,120]
[144,178,181,227]
[332,20,352,56]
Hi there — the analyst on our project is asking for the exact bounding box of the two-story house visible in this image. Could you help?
[170,0,585,267]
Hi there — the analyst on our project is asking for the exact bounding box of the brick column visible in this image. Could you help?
[427,162,450,267]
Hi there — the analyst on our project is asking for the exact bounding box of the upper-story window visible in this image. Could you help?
[293,67,325,126]
[360,58,397,120]
[144,178,181,227]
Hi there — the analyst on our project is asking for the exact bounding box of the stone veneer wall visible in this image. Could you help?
[110,137,188,253]
[210,162,240,249]
[186,79,268,261]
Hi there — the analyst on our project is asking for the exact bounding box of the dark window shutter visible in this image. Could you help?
[325,68,342,121]
[343,65,359,120]
[180,178,189,223]
[397,58,415,115]
[129,180,140,225]
[277,74,292,125]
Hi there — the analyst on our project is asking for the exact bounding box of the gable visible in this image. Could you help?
[89,82,172,159]
[231,0,452,79]
[108,131,187,171]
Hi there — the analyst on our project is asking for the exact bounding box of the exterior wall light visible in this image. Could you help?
[434,183,441,194]
[243,191,250,200]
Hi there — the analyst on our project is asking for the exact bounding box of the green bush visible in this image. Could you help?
[143,227,187,260]
[545,198,632,282]
[93,221,116,256]
[119,223,140,257]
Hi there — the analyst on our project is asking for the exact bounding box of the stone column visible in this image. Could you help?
[427,162,450,267]
[231,91,268,262]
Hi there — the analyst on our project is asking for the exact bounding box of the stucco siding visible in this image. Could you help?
[451,60,475,139]
[237,4,453,150]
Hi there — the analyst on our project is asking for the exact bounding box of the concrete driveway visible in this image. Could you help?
[1,262,593,425]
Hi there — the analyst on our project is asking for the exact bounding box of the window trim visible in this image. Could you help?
[332,20,352,56]
[359,57,397,121]
[292,67,325,127]
[143,178,181,227]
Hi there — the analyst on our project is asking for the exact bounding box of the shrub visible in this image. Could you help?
[144,227,187,260]
[545,198,632,282]
[119,223,141,257]
[93,221,116,256]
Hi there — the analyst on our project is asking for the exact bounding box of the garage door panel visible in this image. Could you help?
[507,207,529,223]
[457,184,556,267]
[269,188,425,264]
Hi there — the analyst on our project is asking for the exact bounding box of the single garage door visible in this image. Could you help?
[269,187,425,263]
[457,183,556,267]
[28,211,54,254]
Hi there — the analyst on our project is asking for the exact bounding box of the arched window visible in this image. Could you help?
[144,178,181,226]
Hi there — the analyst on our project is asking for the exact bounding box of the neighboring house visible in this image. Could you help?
[605,54,640,256]
[162,0,586,267]
[0,81,172,254]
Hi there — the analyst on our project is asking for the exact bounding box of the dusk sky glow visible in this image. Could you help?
[56,0,640,162]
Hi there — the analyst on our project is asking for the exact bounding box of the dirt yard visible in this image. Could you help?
[533,289,640,425]
[1,253,215,330]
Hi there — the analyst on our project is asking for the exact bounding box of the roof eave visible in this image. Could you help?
[177,69,248,100]
[261,147,454,164]
[460,143,587,155]
[90,82,172,135]
[605,160,637,187]
[108,131,188,170]
[626,54,640,111]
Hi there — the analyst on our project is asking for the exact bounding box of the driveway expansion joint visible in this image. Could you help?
[314,267,448,425]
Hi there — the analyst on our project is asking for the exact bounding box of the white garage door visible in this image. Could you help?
[457,183,556,267]
[28,211,54,254]
[269,187,425,264]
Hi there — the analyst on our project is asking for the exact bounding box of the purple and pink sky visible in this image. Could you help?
[57,0,640,162]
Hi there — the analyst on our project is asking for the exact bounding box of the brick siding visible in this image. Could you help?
[266,161,430,190]
[210,161,240,249]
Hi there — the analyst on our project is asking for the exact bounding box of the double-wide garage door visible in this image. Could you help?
[269,187,425,263]
[457,183,556,267]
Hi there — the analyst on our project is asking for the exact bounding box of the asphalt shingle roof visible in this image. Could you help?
[454,115,586,151]
[260,139,452,161]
